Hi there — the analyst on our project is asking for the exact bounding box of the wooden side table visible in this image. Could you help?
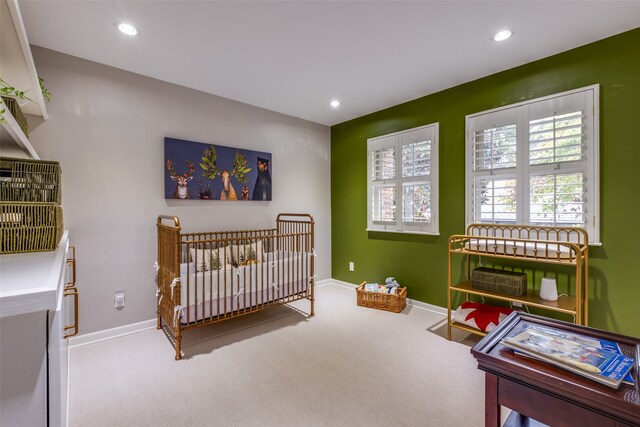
[471,312,640,427]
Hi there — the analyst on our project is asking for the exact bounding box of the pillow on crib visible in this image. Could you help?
[230,241,263,266]
[189,248,225,272]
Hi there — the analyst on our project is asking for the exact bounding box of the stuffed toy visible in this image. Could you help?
[385,277,399,287]
[385,277,400,293]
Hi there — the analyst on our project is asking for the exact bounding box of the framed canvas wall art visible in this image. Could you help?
[164,137,272,201]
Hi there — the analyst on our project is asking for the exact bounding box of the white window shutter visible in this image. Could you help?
[368,123,439,235]
[529,172,585,227]
[402,183,431,222]
[472,176,517,224]
[371,185,396,222]
[465,85,599,243]
[372,147,396,181]
[529,111,584,165]
[474,124,517,171]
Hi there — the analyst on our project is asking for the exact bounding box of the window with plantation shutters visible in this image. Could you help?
[466,85,600,244]
[368,123,439,235]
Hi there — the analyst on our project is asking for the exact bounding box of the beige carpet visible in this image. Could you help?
[69,284,495,426]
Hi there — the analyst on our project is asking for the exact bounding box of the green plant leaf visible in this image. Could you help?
[0,79,34,103]
[39,76,52,103]
[200,146,220,179]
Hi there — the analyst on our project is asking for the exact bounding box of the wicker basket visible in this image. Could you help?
[0,202,63,254]
[1,96,29,137]
[0,157,62,204]
[471,267,527,296]
[356,282,407,313]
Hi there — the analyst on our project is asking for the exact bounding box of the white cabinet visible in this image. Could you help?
[0,311,48,425]
[0,232,77,427]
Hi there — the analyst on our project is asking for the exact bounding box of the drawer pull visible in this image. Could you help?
[66,257,76,289]
[64,287,79,338]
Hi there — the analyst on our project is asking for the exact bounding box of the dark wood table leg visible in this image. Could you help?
[485,372,500,427]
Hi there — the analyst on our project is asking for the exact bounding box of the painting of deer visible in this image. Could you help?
[164,137,271,201]
[167,159,195,199]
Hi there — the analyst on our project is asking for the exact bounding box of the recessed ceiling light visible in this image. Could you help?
[117,22,138,36]
[492,30,513,42]
[330,100,341,108]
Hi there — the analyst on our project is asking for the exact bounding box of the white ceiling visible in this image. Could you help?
[18,1,640,126]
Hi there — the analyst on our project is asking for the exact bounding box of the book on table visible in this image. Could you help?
[598,339,635,385]
[502,324,636,389]
[513,334,635,386]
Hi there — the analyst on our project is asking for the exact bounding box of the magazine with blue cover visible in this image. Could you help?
[599,339,635,386]
[503,325,635,389]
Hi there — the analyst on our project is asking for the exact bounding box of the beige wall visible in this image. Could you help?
[29,46,331,335]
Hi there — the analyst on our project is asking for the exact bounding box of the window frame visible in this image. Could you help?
[465,85,600,244]
[367,123,439,235]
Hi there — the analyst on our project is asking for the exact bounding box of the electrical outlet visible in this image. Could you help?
[114,291,125,309]
[349,262,354,272]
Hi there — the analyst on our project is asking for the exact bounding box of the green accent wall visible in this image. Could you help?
[331,28,640,337]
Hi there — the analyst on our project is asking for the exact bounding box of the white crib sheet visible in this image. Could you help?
[177,252,313,323]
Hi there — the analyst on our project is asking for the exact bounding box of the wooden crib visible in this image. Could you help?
[156,213,315,360]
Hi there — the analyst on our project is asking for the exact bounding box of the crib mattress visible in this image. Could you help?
[178,252,312,324]
[464,239,576,259]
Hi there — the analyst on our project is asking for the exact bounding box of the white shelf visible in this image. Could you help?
[1,0,48,119]
[1,0,48,158]
[0,98,39,159]
[0,231,69,317]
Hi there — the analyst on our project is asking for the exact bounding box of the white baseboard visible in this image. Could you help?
[330,278,358,289]
[315,278,334,287]
[328,278,447,316]
[71,282,333,348]
[407,298,447,316]
[69,318,156,348]
[70,279,445,348]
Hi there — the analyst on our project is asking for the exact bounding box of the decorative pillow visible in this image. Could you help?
[230,241,263,265]
[453,301,513,333]
[189,248,225,272]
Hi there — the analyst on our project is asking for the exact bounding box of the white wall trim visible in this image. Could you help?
[70,281,333,347]
[69,318,156,348]
[330,278,358,289]
[69,279,445,348]
[406,298,447,316]
[70,283,335,348]
[315,278,334,287]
